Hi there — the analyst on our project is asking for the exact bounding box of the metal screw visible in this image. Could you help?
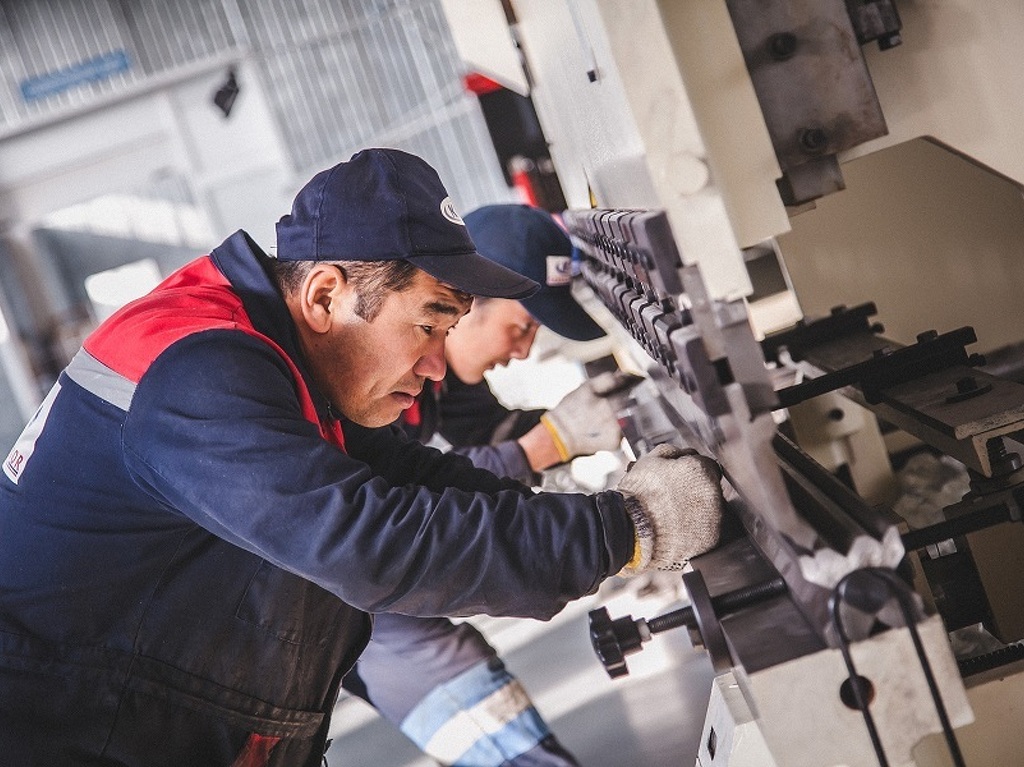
[945,375,993,404]
[769,32,798,61]
[955,377,978,394]
[987,438,1023,477]
[800,127,829,153]
[878,33,902,51]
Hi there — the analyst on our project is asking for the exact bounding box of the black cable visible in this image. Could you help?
[830,568,966,767]
[830,579,889,766]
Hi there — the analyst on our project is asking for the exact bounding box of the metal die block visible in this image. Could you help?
[600,210,633,275]
[669,324,730,417]
[627,209,685,299]
[619,287,644,338]
[608,212,647,290]
[610,282,635,326]
[651,308,684,377]
[636,301,675,371]
[626,294,656,359]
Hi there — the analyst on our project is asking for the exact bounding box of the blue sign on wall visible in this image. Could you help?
[20,50,131,102]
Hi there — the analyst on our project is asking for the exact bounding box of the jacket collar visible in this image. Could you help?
[210,230,335,424]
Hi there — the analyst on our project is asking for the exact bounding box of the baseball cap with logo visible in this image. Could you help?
[464,204,605,341]
[275,148,539,299]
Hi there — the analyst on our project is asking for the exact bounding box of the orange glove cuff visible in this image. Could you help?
[539,413,572,463]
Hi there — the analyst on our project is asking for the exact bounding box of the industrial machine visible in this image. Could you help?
[441,2,1024,765]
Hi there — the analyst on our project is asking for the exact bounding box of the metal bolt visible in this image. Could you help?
[945,375,993,404]
[878,33,902,51]
[956,377,978,394]
[769,32,798,61]
[917,330,938,344]
[800,127,829,153]
[987,438,1023,477]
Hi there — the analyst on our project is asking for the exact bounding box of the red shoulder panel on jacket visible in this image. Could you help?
[84,256,245,383]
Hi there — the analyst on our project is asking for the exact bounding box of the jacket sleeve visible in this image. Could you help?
[447,442,537,486]
[120,330,634,620]
[341,419,529,494]
[438,377,545,447]
[427,377,543,484]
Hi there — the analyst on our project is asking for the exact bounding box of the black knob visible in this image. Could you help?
[588,577,787,677]
[588,607,646,678]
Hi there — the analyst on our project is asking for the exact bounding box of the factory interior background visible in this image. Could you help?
[2,1,1024,765]
[0,2,716,764]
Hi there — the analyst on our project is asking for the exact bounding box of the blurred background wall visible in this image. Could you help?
[0,0,534,449]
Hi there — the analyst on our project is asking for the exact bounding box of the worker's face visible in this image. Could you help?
[445,298,540,384]
[298,266,470,427]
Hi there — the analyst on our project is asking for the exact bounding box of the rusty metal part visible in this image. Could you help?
[724,0,890,203]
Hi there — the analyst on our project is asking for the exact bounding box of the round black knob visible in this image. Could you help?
[588,607,645,678]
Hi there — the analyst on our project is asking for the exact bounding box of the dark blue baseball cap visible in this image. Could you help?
[275,148,539,299]
[464,204,606,341]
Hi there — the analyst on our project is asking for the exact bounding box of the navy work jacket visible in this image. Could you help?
[401,371,547,485]
[0,231,632,766]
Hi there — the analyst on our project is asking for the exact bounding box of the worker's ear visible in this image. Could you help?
[298,264,351,334]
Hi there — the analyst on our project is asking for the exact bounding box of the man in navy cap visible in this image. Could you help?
[0,149,725,767]
[410,204,634,483]
[343,204,633,766]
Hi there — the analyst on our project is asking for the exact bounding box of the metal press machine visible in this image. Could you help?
[441,2,1024,764]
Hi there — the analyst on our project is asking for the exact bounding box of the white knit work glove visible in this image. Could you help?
[615,443,725,575]
[539,371,639,462]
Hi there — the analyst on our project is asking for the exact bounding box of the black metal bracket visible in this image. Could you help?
[774,326,980,408]
[762,303,881,364]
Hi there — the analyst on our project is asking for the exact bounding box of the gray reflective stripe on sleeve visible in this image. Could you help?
[64,348,136,411]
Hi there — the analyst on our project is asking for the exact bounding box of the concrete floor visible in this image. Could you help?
[325,573,716,767]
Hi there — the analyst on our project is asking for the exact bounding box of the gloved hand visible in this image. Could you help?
[539,371,641,462]
[614,443,725,575]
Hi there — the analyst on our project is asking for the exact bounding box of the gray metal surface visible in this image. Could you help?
[785,324,1024,476]
[724,0,889,203]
